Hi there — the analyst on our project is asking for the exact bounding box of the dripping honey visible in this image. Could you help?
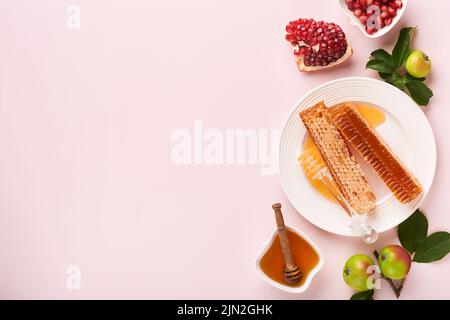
[300,103,385,203]
[259,229,319,287]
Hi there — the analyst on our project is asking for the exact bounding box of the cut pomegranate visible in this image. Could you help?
[345,0,403,35]
[285,19,352,72]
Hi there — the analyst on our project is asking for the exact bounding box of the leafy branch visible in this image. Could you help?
[349,209,450,300]
[366,27,433,106]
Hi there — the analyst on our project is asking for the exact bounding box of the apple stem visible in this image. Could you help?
[397,278,406,296]
[373,250,403,299]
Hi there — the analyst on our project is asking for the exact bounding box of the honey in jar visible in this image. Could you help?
[259,229,320,287]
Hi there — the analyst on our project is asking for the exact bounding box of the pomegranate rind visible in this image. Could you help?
[296,41,353,72]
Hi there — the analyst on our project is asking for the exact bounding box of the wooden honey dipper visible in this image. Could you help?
[272,203,302,285]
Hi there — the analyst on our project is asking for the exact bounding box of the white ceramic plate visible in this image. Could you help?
[279,77,436,236]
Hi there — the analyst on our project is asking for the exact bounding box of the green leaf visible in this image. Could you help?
[392,27,415,67]
[370,49,394,66]
[405,80,433,106]
[378,72,391,80]
[398,209,428,253]
[405,73,426,82]
[366,59,396,74]
[413,232,450,263]
[384,73,407,90]
[350,290,374,300]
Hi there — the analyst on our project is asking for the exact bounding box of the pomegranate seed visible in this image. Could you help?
[384,17,393,26]
[366,26,376,35]
[354,9,362,17]
[387,7,397,16]
[394,0,403,9]
[360,0,367,9]
[359,15,368,25]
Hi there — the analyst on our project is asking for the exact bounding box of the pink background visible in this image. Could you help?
[0,0,449,299]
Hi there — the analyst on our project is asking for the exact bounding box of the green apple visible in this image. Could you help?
[405,50,432,78]
[343,254,376,292]
[378,245,411,280]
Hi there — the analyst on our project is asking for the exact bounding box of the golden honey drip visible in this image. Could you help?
[300,103,385,203]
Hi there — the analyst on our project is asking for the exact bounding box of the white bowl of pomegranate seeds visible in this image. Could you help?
[339,0,408,38]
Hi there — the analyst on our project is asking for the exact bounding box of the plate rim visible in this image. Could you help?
[278,76,437,236]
